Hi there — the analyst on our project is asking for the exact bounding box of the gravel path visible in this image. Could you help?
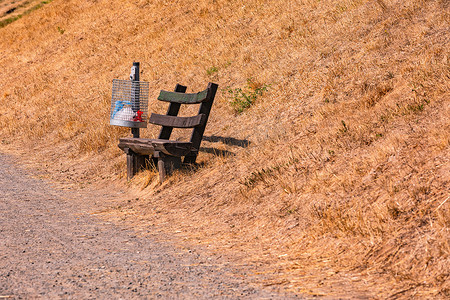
[0,153,303,299]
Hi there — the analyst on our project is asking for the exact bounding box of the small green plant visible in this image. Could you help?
[339,120,349,133]
[0,16,21,28]
[226,79,269,113]
[57,26,65,34]
[206,66,218,76]
[0,0,54,29]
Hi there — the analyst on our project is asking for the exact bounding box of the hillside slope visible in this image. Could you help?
[0,0,448,297]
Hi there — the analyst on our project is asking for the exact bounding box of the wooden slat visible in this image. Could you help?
[150,113,206,128]
[119,138,192,157]
[184,82,218,164]
[151,139,192,156]
[158,84,186,139]
[157,89,208,104]
[119,138,155,156]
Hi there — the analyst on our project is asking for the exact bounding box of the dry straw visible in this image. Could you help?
[0,0,448,297]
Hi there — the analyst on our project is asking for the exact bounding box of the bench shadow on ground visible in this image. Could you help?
[180,135,250,171]
[200,135,250,157]
[202,135,250,148]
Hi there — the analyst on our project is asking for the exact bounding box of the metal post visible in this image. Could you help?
[130,62,140,138]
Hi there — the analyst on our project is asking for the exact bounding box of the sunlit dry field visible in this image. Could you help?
[0,0,448,298]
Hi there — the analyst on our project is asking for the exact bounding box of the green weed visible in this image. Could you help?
[206,66,218,76]
[226,79,270,113]
[339,120,349,133]
[0,0,54,29]
[0,16,21,28]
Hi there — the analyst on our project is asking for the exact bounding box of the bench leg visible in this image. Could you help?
[157,156,166,183]
[124,148,148,180]
[154,152,181,183]
[183,153,198,164]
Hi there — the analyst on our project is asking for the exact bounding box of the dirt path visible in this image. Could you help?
[0,153,306,299]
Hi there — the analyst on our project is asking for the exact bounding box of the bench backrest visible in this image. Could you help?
[149,82,218,163]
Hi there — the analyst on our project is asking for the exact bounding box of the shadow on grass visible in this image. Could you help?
[202,135,250,148]
[139,135,247,176]
[199,147,235,157]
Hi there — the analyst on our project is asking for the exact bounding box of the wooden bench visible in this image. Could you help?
[118,82,218,182]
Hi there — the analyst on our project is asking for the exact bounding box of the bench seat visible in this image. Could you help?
[118,138,192,157]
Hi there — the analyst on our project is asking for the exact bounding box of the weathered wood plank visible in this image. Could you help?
[184,82,218,164]
[151,139,192,157]
[122,148,148,180]
[119,138,155,155]
[154,151,181,183]
[158,84,186,139]
[157,89,208,104]
[126,149,135,180]
[150,113,206,128]
[119,138,192,157]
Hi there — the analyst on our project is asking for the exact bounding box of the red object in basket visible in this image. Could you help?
[133,110,144,122]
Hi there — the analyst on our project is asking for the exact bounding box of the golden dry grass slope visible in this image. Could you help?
[0,0,449,298]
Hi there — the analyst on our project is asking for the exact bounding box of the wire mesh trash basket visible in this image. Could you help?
[110,79,149,128]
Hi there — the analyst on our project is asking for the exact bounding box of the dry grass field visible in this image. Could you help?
[0,0,448,298]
